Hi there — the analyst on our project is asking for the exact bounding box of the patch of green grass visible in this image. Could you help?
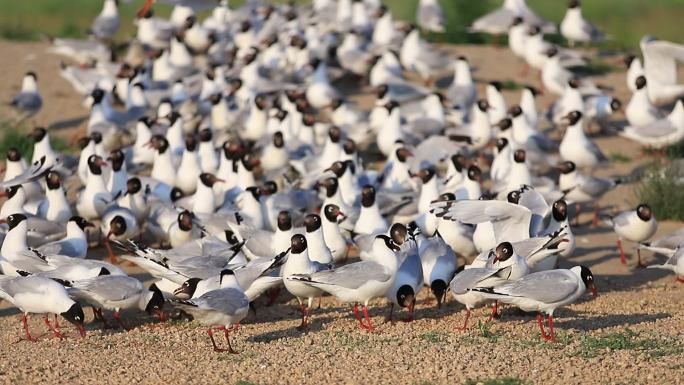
[464,377,531,385]
[419,330,447,343]
[477,320,498,343]
[499,80,524,91]
[574,60,618,77]
[636,162,684,221]
[235,381,258,385]
[0,124,72,162]
[609,152,632,163]
[574,329,684,358]
[334,331,368,351]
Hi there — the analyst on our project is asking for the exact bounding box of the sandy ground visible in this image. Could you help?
[0,39,683,385]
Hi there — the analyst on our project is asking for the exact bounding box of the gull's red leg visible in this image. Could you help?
[207,328,226,352]
[223,326,239,354]
[362,306,375,332]
[617,239,627,265]
[113,311,129,330]
[546,315,557,342]
[536,313,548,340]
[22,314,37,342]
[456,309,471,332]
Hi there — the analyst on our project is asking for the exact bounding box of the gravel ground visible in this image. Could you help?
[0,39,683,385]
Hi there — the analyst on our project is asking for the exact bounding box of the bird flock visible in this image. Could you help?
[2,0,684,353]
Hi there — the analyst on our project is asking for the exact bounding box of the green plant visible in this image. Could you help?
[609,152,632,163]
[499,80,524,90]
[235,381,258,385]
[477,320,498,343]
[0,123,71,162]
[636,162,684,221]
[464,377,531,385]
[574,329,684,358]
[419,331,446,343]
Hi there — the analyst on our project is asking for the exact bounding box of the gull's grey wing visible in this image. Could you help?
[70,276,142,301]
[170,256,230,279]
[37,241,78,258]
[12,93,42,111]
[0,156,51,189]
[576,175,614,197]
[470,8,514,34]
[191,288,249,315]
[612,211,632,228]
[92,16,119,39]
[493,270,578,303]
[624,118,677,138]
[309,261,391,289]
[642,40,684,86]
[449,267,500,294]
[432,200,531,243]
[418,3,444,30]
[157,0,218,11]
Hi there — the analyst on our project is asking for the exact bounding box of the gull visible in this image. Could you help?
[605,204,657,267]
[170,269,249,353]
[417,0,445,33]
[68,277,166,329]
[640,36,684,104]
[475,266,597,342]
[469,0,555,36]
[0,275,86,341]
[557,161,622,226]
[36,216,93,259]
[415,227,457,307]
[385,223,422,322]
[619,99,684,150]
[644,247,684,283]
[445,100,494,151]
[559,111,607,169]
[282,234,329,329]
[287,235,400,332]
[91,0,120,41]
[625,76,664,127]
[625,54,644,93]
[9,72,42,122]
[447,56,477,112]
[449,241,530,330]
[560,0,604,47]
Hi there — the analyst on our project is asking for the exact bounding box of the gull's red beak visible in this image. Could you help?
[154,309,167,323]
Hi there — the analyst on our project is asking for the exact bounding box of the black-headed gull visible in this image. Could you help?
[557,161,622,226]
[287,234,400,332]
[69,277,166,329]
[644,246,684,283]
[560,0,604,47]
[625,76,664,127]
[559,111,607,169]
[10,72,42,121]
[475,265,597,342]
[619,99,684,151]
[605,204,657,267]
[417,0,445,33]
[0,275,86,341]
[385,223,423,322]
[170,269,249,353]
[91,0,120,41]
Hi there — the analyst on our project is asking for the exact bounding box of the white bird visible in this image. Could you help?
[605,204,657,267]
[415,227,457,307]
[282,234,329,329]
[619,99,684,150]
[385,223,423,322]
[625,76,664,127]
[557,161,621,225]
[417,0,445,33]
[475,265,597,342]
[469,0,555,36]
[287,234,400,332]
[560,0,604,47]
[353,185,388,236]
[170,269,249,353]
[91,0,120,41]
[69,276,166,329]
[645,247,684,283]
[36,216,93,259]
[0,275,86,340]
[10,72,42,121]
[640,36,684,104]
[559,111,607,169]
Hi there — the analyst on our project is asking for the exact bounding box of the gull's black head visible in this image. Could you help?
[467,165,482,182]
[552,200,568,221]
[178,210,194,231]
[291,234,307,254]
[636,204,653,221]
[513,149,526,163]
[430,279,448,308]
[496,137,509,152]
[396,285,415,309]
[635,75,647,90]
[360,185,376,207]
[69,216,94,231]
[6,147,22,162]
[277,211,292,231]
[390,223,408,245]
[509,105,523,117]
[45,170,62,190]
[495,241,514,262]
[558,161,576,174]
[126,177,142,195]
[507,190,521,204]
[108,215,127,237]
[304,213,322,233]
[29,127,48,142]
[4,213,27,230]
[60,303,85,329]
[109,150,125,171]
[87,154,106,175]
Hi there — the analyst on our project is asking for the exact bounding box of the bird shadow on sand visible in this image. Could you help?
[48,116,87,131]
[553,310,671,331]
[248,316,340,343]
